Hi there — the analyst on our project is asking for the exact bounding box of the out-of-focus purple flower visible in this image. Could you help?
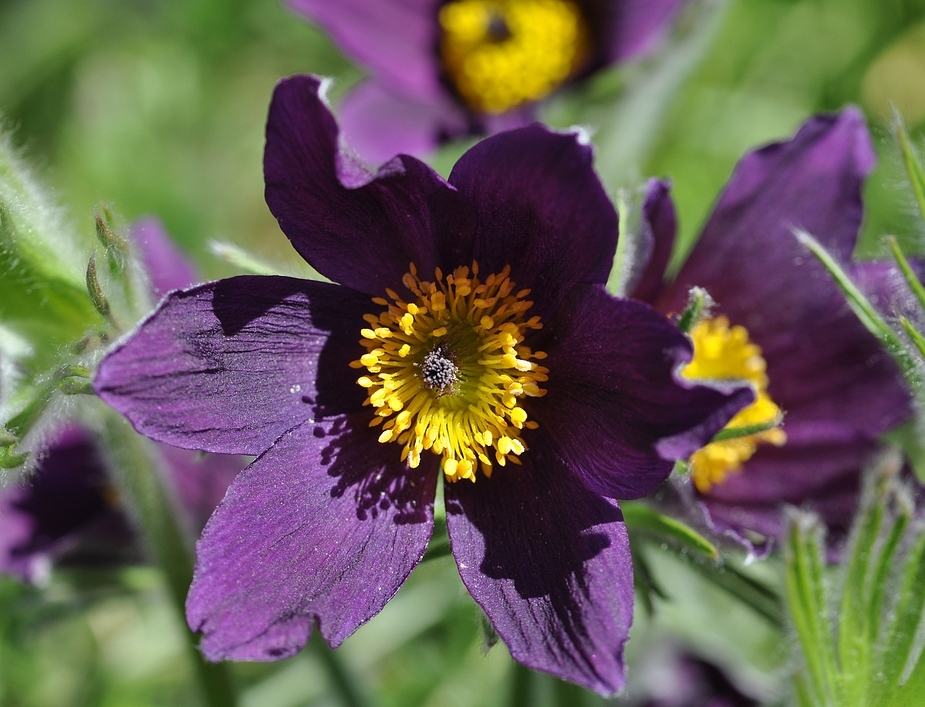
[93,75,750,693]
[0,219,241,585]
[629,644,759,707]
[288,0,688,163]
[0,425,240,584]
[628,110,913,549]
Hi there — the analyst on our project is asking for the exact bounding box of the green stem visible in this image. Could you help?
[97,411,237,707]
[311,633,376,707]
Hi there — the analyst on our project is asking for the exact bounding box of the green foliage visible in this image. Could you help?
[785,459,925,707]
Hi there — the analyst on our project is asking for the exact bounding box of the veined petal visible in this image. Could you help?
[445,432,632,695]
[95,276,369,456]
[533,285,753,500]
[187,417,437,660]
[287,0,442,97]
[264,75,477,295]
[449,125,618,320]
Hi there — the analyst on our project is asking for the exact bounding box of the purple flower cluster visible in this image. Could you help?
[94,75,751,693]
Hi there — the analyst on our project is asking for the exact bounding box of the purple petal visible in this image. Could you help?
[531,285,753,500]
[186,417,437,660]
[851,259,925,320]
[158,445,242,533]
[657,110,911,441]
[130,217,198,299]
[339,80,470,164]
[628,179,676,302]
[449,125,618,320]
[95,276,370,456]
[608,0,688,62]
[445,432,632,695]
[700,437,875,546]
[264,75,477,295]
[0,426,132,582]
[287,0,442,97]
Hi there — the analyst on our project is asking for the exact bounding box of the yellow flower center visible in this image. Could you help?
[680,317,786,493]
[352,263,548,482]
[438,0,590,114]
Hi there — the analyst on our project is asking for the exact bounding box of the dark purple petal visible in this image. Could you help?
[95,276,370,456]
[700,437,875,545]
[186,417,437,660]
[531,285,753,500]
[449,125,618,320]
[657,110,911,441]
[445,432,632,695]
[265,75,477,295]
[339,81,470,164]
[0,426,133,582]
[851,259,925,320]
[131,217,198,299]
[608,0,688,62]
[287,0,442,97]
[628,179,677,302]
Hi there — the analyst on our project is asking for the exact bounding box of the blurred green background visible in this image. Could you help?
[3,0,925,704]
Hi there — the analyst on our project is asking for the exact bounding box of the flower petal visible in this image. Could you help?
[186,417,437,660]
[657,110,910,441]
[627,178,676,302]
[264,75,476,295]
[608,0,688,62]
[286,0,442,97]
[339,81,470,164]
[131,217,198,299]
[95,276,369,456]
[449,125,618,320]
[531,285,753,500]
[445,432,632,695]
[700,436,876,545]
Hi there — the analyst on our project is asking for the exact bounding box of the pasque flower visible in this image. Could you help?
[1,219,241,584]
[94,75,750,693]
[626,110,913,547]
[288,0,688,162]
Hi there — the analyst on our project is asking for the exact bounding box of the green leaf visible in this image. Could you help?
[784,512,839,707]
[711,413,783,442]
[888,236,925,316]
[795,229,920,387]
[894,113,925,227]
[676,286,713,335]
[621,501,718,559]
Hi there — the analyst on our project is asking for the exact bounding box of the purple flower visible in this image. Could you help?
[631,644,760,707]
[288,0,688,162]
[627,110,913,548]
[93,75,749,693]
[0,219,241,584]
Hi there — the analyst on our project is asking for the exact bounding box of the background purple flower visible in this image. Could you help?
[288,0,689,163]
[0,218,242,585]
[94,74,750,693]
[628,110,913,549]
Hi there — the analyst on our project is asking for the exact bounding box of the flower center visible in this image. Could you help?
[438,0,590,114]
[679,317,786,493]
[352,263,548,482]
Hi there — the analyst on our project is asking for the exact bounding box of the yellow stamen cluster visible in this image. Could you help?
[680,316,787,493]
[438,0,590,114]
[352,263,548,482]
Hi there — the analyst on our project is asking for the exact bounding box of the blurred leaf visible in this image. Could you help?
[622,501,718,559]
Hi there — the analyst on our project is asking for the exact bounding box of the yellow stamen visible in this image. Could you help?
[680,316,787,492]
[438,0,590,114]
[353,263,548,482]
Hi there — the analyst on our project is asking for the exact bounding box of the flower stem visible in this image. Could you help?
[310,633,376,707]
[97,409,237,707]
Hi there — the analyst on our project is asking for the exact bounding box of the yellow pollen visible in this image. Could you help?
[352,262,548,482]
[680,316,786,493]
[438,0,590,114]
